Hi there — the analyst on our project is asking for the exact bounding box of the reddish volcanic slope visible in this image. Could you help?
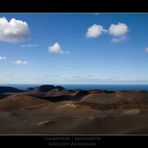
[0,85,148,134]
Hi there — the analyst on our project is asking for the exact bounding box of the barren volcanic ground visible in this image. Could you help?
[0,85,148,134]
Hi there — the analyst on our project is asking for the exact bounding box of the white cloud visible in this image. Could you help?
[0,56,6,61]
[0,17,30,43]
[109,23,128,36]
[145,47,148,52]
[86,24,106,38]
[85,22,128,43]
[48,42,64,54]
[111,36,127,43]
[109,23,128,43]
[14,60,28,65]
[21,44,38,48]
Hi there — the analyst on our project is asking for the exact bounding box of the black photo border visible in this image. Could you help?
[0,0,148,147]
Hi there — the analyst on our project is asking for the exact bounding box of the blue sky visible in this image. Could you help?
[0,13,148,84]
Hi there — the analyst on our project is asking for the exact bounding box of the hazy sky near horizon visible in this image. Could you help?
[0,13,148,84]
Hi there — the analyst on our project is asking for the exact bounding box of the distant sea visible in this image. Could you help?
[1,84,148,91]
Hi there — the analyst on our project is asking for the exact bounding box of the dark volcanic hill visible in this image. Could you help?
[37,85,65,92]
[0,86,24,100]
[0,86,23,93]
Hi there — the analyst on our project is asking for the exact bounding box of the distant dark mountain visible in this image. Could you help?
[0,86,23,93]
[31,85,65,93]
[55,86,65,91]
[38,85,55,92]
[27,87,34,91]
